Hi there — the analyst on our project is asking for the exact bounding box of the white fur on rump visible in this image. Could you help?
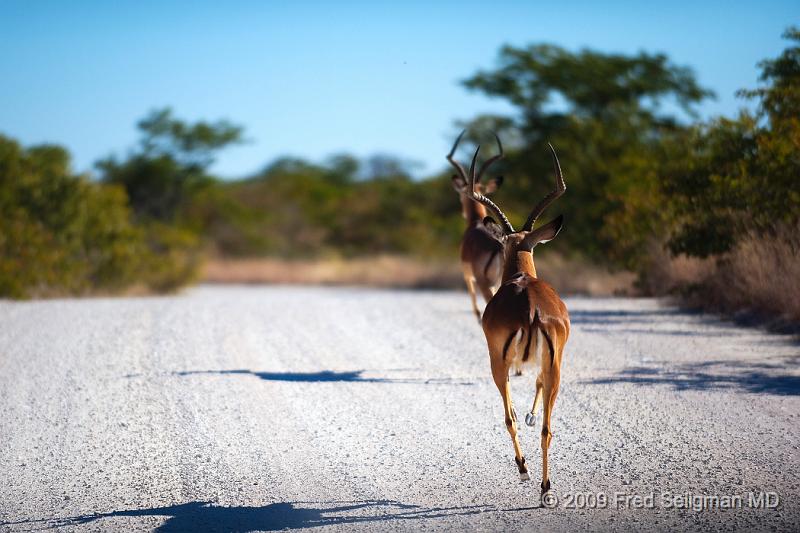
[508,327,544,371]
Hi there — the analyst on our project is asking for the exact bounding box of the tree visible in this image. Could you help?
[98,108,243,221]
[459,43,712,267]
[663,27,800,257]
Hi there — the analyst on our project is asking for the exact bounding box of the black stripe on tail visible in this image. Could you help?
[522,321,533,362]
[531,306,555,367]
[502,330,516,361]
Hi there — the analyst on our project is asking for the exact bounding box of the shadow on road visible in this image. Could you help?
[123,368,476,386]
[175,369,380,382]
[583,355,800,396]
[571,307,800,338]
[2,499,497,532]
[579,326,734,337]
[569,308,687,326]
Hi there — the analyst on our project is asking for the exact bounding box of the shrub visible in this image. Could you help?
[0,135,199,298]
[639,225,800,326]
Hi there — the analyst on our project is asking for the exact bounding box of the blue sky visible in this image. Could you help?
[0,1,796,179]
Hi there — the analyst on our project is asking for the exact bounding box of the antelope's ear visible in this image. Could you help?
[523,215,563,250]
[482,216,505,240]
[451,174,466,192]
[483,175,503,194]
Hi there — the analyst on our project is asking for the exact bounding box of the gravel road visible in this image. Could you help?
[1,285,798,532]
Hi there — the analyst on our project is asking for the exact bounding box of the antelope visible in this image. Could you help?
[461,136,568,495]
[447,131,505,324]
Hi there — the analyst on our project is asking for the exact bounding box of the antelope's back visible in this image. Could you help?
[460,225,503,271]
[482,278,569,335]
[482,282,530,335]
[527,279,570,337]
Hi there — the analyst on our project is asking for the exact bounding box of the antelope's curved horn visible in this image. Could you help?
[522,143,566,231]
[466,142,514,234]
[446,130,469,183]
[475,132,504,183]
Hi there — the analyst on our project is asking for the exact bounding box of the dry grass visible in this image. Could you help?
[202,253,634,296]
[533,253,636,296]
[705,227,800,324]
[637,241,718,295]
[202,256,462,289]
[642,225,800,328]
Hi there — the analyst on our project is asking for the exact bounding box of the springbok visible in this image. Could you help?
[447,131,505,324]
[464,138,568,494]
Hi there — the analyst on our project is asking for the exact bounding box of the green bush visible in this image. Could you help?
[0,207,67,298]
[139,221,203,292]
[662,27,800,258]
[0,135,199,298]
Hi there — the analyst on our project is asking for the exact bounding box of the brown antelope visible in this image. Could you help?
[463,137,568,494]
[447,131,505,324]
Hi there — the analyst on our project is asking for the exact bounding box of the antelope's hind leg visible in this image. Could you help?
[540,343,562,494]
[463,273,481,323]
[478,280,494,306]
[525,374,543,427]
[490,349,529,481]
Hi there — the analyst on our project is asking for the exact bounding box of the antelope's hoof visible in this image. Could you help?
[541,479,551,494]
[514,456,528,481]
[525,411,536,427]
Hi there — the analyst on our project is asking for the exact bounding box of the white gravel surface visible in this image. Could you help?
[1,285,798,532]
